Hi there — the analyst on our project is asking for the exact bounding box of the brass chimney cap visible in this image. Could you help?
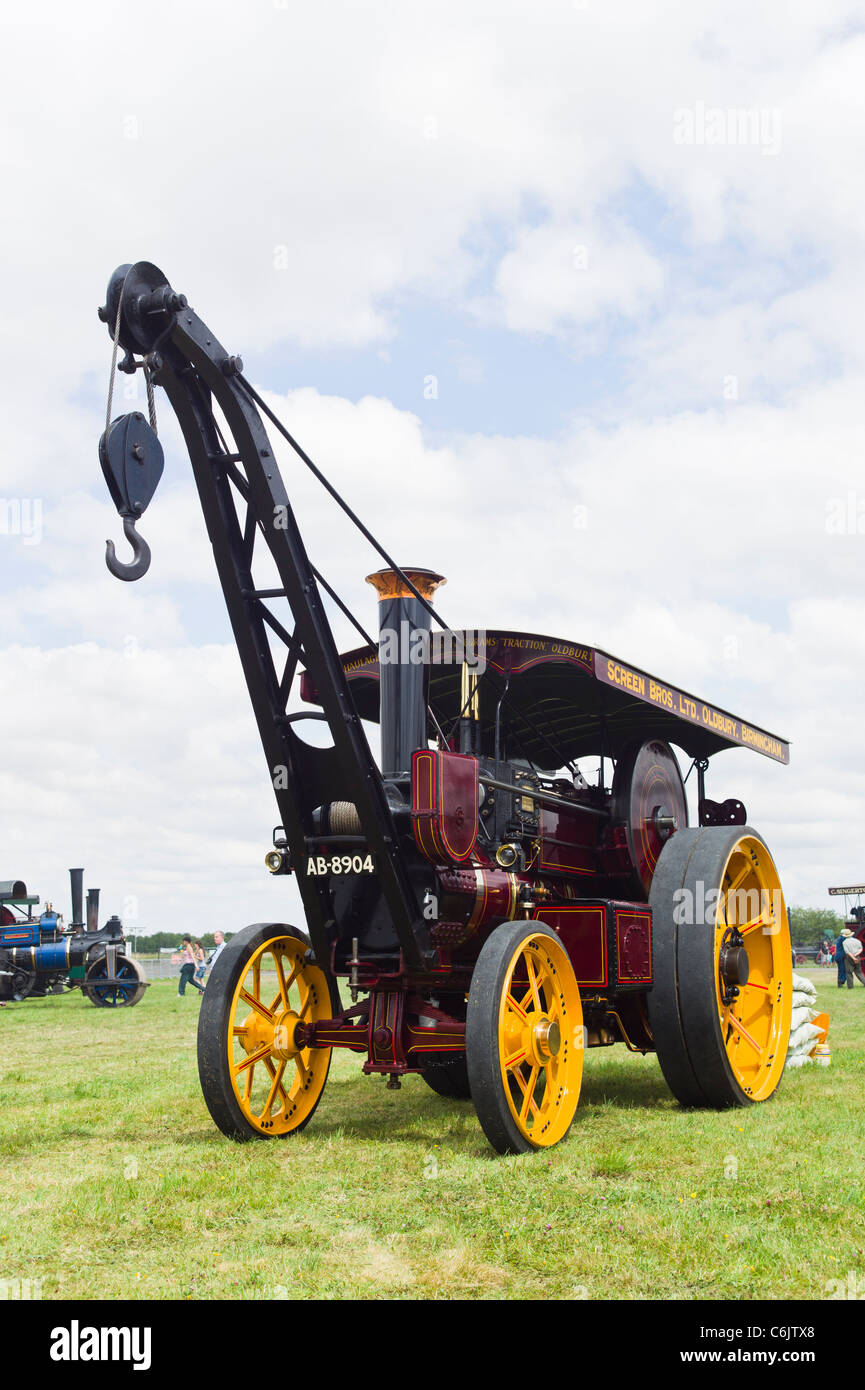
[365,567,447,601]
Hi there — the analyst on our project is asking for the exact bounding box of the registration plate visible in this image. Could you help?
[302,852,376,878]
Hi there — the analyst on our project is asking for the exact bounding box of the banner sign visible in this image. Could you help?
[594,651,790,765]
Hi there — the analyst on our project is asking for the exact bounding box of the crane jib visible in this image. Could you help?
[96,260,427,976]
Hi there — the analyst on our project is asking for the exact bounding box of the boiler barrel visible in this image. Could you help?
[8,941,73,971]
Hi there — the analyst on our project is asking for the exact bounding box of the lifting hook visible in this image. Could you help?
[105,515,152,582]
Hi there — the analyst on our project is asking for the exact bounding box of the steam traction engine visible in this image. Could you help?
[0,869,146,1007]
[97,261,793,1153]
[827,886,865,959]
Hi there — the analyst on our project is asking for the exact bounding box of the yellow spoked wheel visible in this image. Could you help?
[648,827,792,1108]
[197,923,338,1140]
[466,921,584,1154]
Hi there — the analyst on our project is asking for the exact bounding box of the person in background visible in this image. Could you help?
[841,928,865,988]
[178,935,205,997]
[835,927,849,988]
[193,940,206,986]
[207,930,226,978]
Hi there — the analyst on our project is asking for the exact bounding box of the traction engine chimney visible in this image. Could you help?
[365,568,446,775]
[69,868,84,933]
[86,888,101,933]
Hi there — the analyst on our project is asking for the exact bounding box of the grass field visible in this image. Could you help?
[1,973,862,1301]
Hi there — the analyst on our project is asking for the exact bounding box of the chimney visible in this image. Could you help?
[86,888,101,933]
[69,869,84,932]
[365,568,446,775]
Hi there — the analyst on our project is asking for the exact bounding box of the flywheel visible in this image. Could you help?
[610,738,688,895]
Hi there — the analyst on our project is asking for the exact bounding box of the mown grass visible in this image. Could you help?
[0,974,861,1300]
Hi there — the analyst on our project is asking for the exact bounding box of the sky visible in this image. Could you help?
[2,0,865,936]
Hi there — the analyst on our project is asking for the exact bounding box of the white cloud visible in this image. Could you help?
[0,640,308,936]
[3,0,865,936]
[474,221,665,335]
[0,1,862,389]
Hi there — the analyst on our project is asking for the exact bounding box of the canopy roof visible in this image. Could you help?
[328,629,790,768]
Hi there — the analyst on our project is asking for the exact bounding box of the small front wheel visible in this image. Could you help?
[197,923,338,1141]
[466,922,584,1155]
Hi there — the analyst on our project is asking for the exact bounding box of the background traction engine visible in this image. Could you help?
[97,259,793,1154]
[0,870,147,1007]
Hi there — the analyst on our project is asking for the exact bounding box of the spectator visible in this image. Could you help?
[841,928,865,988]
[835,928,849,988]
[193,940,206,985]
[207,930,226,977]
[178,935,205,997]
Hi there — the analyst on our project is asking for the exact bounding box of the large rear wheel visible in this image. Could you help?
[421,1058,472,1099]
[198,924,339,1140]
[83,954,147,1007]
[466,921,584,1154]
[647,827,792,1107]
[421,992,471,1099]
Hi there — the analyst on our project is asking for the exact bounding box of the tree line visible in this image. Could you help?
[788,907,849,947]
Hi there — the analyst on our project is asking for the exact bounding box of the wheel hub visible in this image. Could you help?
[532,1016,561,1060]
[652,803,678,840]
[238,1006,301,1062]
[271,1008,301,1061]
[719,940,750,988]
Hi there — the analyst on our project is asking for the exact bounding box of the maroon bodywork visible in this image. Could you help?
[295,625,789,1073]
